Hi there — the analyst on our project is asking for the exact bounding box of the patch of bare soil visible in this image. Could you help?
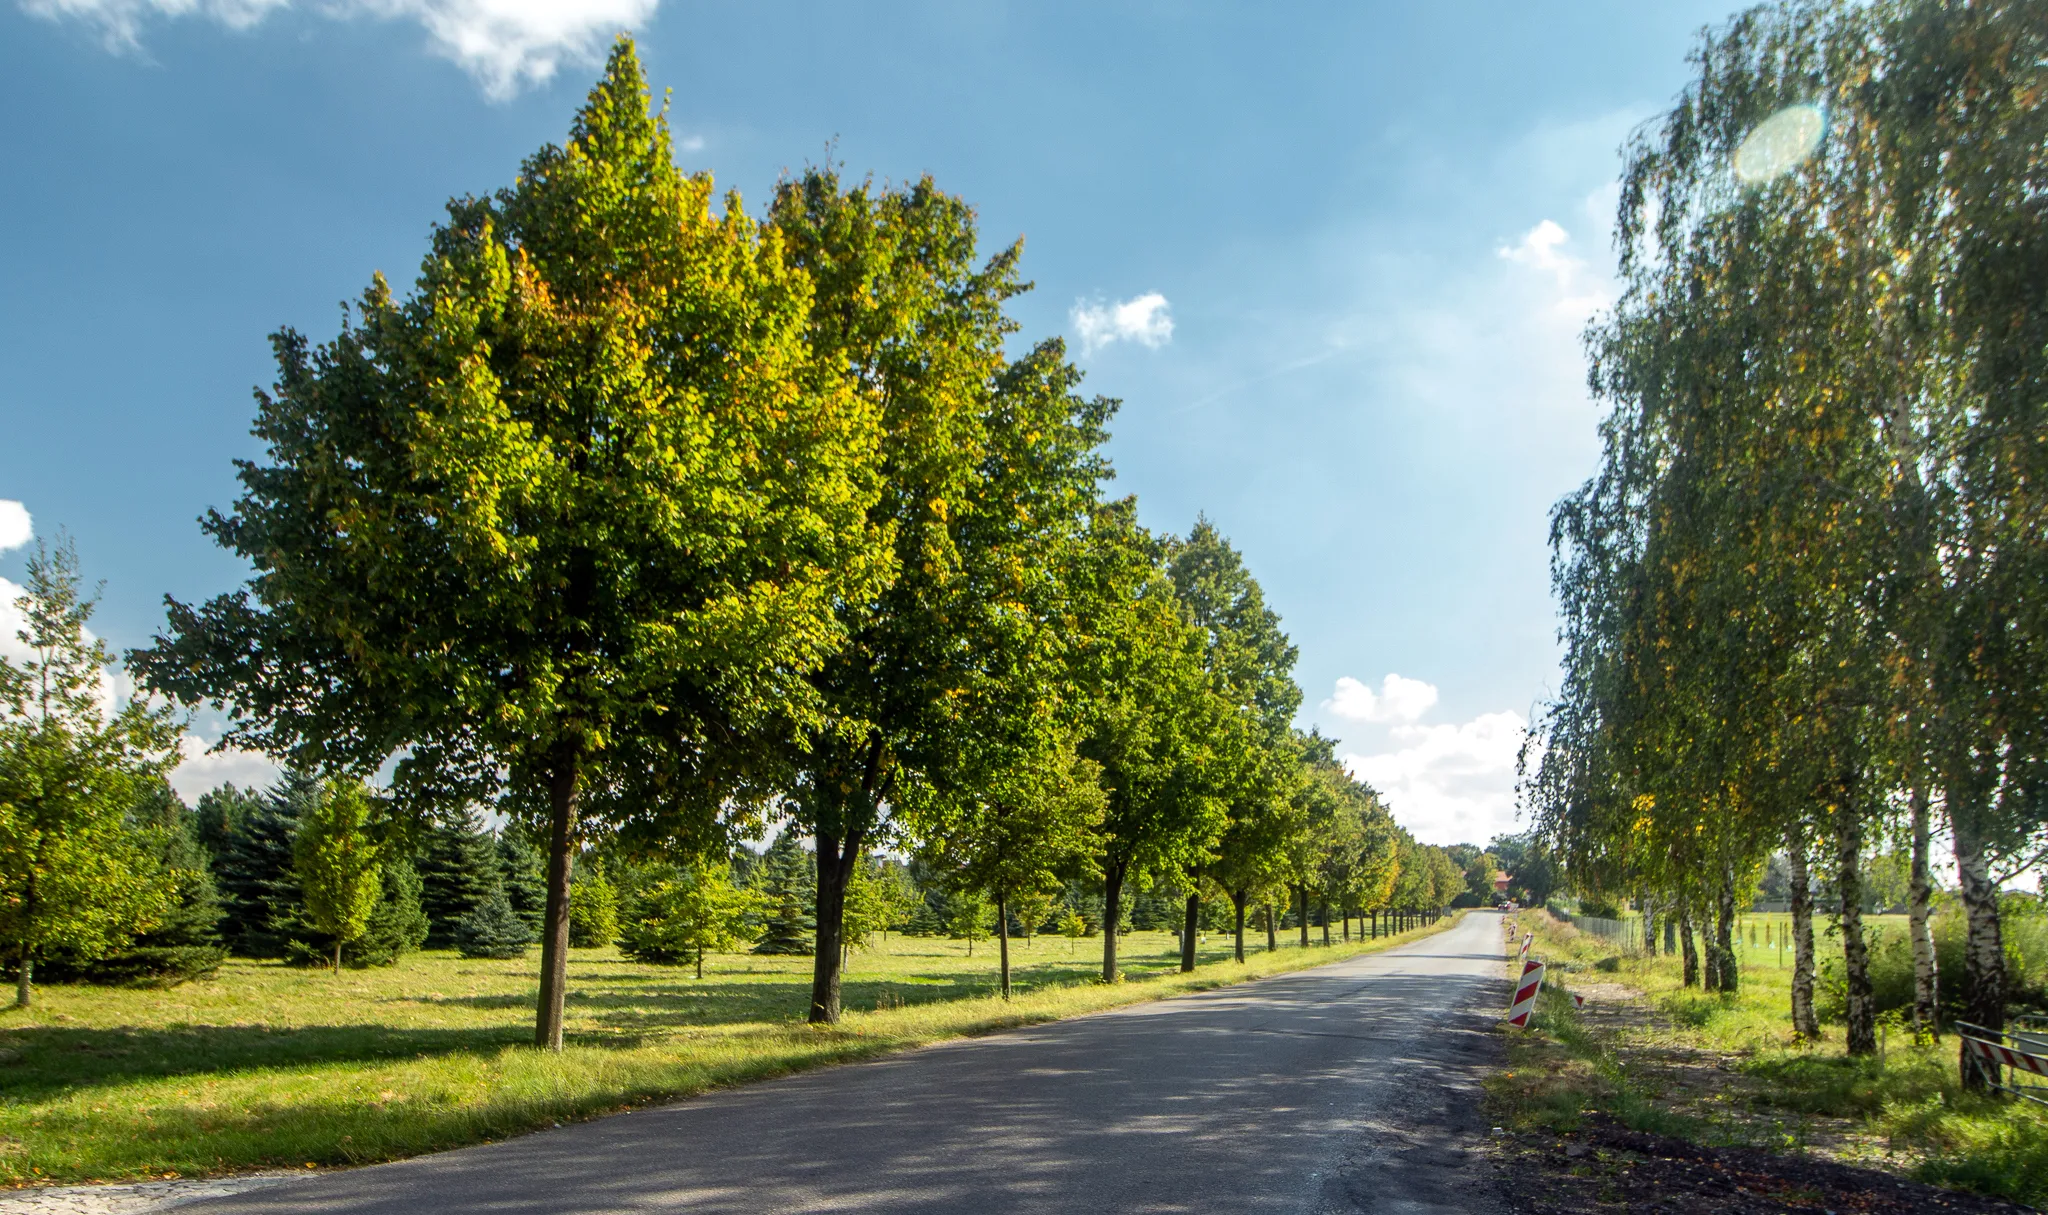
[1495,1113,2037,1214]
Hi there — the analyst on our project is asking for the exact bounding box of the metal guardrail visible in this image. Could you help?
[1956,1020,2048,1106]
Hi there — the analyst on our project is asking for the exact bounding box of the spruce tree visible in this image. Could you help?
[417,814,503,946]
[496,832,549,934]
[455,884,533,959]
[750,834,815,956]
[214,772,316,957]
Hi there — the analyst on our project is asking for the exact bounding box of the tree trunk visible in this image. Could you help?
[1715,878,1738,996]
[1908,783,1938,1041]
[333,940,342,977]
[1231,889,1247,963]
[1101,864,1126,983]
[696,943,704,981]
[534,745,582,1051]
[997,890,1011,999]
[1297,886,1310,948]
[1679,905,1699,988]
[1953,807,2006,1092]
[1788,830,1818,1038]
[1180,893,1198,973]
[1640,894,1658,957]
[1836,806,1876,1057]
[809,826,862,1024]
[1320,899,1332,946]
[1700,895,1720,992]
[14,949,29,1010]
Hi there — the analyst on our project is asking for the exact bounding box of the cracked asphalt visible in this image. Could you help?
[174,910,1511,1214]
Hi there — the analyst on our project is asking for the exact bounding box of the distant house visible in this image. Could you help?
[1493,870,1511,894]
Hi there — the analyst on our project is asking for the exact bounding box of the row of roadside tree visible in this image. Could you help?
[1522,0,2048,1091]
[1,39,1474,1045]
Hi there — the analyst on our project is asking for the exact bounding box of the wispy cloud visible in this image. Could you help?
[1071,292,1174,355]
[1497,214,1611,322]
[20,0,660,100]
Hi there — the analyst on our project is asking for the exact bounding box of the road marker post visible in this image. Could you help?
[1505,959,1545,1028]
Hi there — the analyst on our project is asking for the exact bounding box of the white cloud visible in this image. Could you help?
[1071,292,1174,355]
[1323,673,1438,724]
[21,0,660,100]
[0,500,31,554]
[1343,709,1527,848]
[0,577,29,665]
[1497,215,1612,322]
[169,732,281,802]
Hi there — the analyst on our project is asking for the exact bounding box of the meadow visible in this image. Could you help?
[0,918,1454,1186]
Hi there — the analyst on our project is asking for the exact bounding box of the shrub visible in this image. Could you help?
[568,867,619,948]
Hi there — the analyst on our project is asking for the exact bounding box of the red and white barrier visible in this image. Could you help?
[1518,933,1533,961]
[1960,1029,2048,1078]
[1505,959,1545,1027]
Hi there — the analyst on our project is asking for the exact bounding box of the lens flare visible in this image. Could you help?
[1733,104,1827,184]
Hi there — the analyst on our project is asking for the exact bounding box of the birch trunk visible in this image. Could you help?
[1836,807,1877,1056]
[1952,809,2006,1092]
[1679,905,1699,988]
[1908,784,1938,1040]
[1715,879,1739,995]
[1788,829,1818,1037]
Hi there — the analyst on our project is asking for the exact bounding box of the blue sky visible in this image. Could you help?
[0,0,1745,844]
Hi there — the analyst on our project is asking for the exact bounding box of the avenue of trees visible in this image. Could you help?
[0,40,1473,1043]
[1523,0,2047,1088]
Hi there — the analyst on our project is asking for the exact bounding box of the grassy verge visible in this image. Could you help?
[1485,910,2048,1209]
[0,915,1459,1185]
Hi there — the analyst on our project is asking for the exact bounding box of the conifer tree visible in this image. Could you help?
[496,833,549,933]
[417,814,502,946]
[750,834,816,956]
[292,779,386,975]
[214,772,314,957]
[455,885,534,959]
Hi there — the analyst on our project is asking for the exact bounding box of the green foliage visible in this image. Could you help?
[291,780,386,972]
[750,835,815,956]
[132,36,893,1047]
[495,833,548,933]
[618,860,762,971]
[454,885,533,960]
[74,780,226,985]
[841,859,918,950]
[0,537,182,1002]
[212,773,312,957]
[416,815,503,947]
[567,862,619,949]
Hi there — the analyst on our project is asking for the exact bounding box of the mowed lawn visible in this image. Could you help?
[0,919,1455,1185]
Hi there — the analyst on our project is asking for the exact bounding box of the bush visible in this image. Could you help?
[454,887,534,959]
[568,868,619,948]
[1450,892,1484,909]
[282,857,429,969]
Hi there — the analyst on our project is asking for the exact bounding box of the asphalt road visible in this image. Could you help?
[180,911,1511,1215]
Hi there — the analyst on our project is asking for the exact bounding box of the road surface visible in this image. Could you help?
[181,910,1511,1214]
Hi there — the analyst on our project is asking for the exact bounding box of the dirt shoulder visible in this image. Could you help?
[1482,914,2041,1213]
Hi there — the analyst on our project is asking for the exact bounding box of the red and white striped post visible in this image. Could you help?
[1506,959,1545,1027]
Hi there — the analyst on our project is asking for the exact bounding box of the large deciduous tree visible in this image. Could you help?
[132,41,889,1050]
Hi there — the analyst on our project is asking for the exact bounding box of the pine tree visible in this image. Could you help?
[904,890,947,937]
[751,834,815,956]
[455,884,533,959]
[417,814,503,946]
[496,832,548,934]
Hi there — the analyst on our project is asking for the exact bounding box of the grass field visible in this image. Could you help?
[0,917,1457,1186]
[1490,909,2048,1209]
